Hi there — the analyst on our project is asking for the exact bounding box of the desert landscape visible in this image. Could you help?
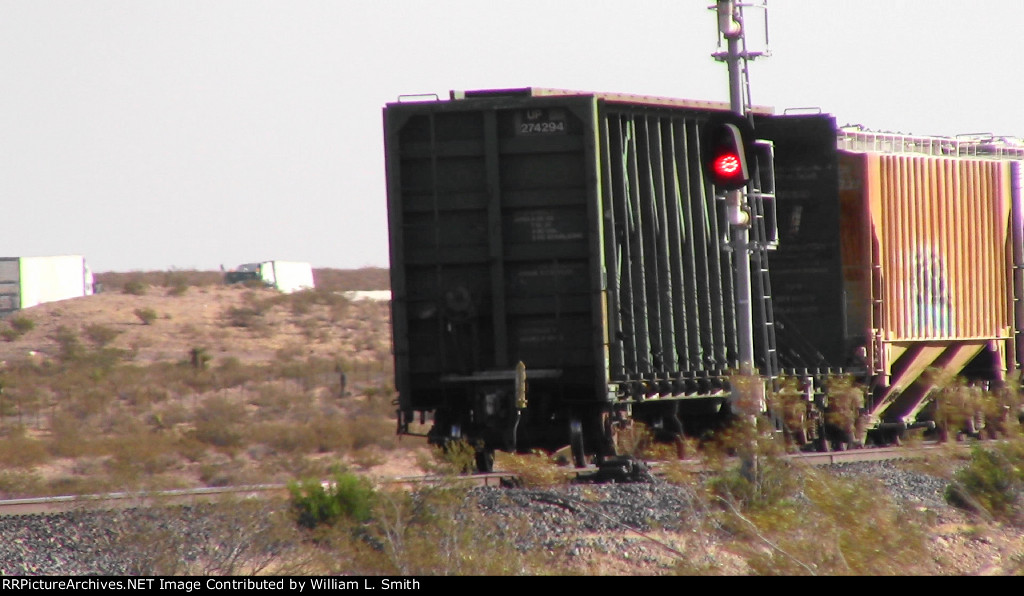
[0,267,431,497]
[0,268,1021,576]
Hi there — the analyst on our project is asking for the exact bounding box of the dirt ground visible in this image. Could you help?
[0,284,388,366]
[0,282,431,484]
[1,281,1022,576]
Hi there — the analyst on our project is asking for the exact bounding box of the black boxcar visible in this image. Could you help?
[383,88,778,469]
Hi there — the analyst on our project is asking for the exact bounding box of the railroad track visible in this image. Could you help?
[0,484,290,516]
[0,441,960,517]
[0,474,514,517]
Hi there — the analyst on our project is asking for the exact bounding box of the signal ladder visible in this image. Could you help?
[749,140,779,383]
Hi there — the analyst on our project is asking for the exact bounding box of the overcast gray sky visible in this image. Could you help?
[2,1,1021,273]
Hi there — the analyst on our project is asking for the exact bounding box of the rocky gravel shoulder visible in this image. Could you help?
[462,459,1024,575]
[1,459,1022,576]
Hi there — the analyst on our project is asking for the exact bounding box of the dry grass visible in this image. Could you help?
[95,267,389,295]
[2,267,1023,575]
[0,267,427,498]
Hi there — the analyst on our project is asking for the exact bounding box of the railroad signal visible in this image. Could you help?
[704,119,752,191]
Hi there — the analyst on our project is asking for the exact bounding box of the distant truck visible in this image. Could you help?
[224,261,315,294]
[0,255,95,315]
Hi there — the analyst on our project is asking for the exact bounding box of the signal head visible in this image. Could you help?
[704,116,754,192]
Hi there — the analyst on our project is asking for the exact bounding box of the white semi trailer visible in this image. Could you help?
[0,255,95,315]
[224,261,314,294]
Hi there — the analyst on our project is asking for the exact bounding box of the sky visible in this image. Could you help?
[2,1,1022,273]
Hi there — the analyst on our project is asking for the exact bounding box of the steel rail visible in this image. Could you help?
[0,442,967,516]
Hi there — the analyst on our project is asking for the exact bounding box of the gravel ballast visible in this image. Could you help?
[0,459,1007,575]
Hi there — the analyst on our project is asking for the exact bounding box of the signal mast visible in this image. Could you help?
[709,3,774,482]
[709,0,771,376]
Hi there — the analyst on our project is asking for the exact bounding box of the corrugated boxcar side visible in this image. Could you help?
[598,103,742,398]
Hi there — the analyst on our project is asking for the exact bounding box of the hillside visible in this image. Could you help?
[2,272,389,367]
[0,268,432,497]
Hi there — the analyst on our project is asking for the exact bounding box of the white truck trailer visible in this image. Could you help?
[0,255,95,315]
[224,261,315,294]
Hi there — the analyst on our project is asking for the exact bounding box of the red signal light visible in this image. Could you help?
[714,153,742,177]
[704,122,750,191]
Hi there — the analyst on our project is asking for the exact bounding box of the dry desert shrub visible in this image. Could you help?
[945,438,1024,525]
[0,268,398,497]
[84,323,122,348]
[122,279,148,296]
[134,308,158,325]
[1,315,35,342]
[250,421,319,456]
[497,451,569,487]
[700,458,931,576]
[294,476,541,576]
[0,431,49,468]
[102,431,183,479]
[95,269,225,292]
[192,396,247,450]
[101,499,310,576]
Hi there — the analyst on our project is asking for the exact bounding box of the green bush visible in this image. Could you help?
[224,306,264,329]
[84,324,122,348]
[51,325,85,361]
[2,315,37,341]
[134,308,158,325]
[10,316,34,334]
[707,453,803,512]
[122,280,148,296]
[945,442,1024,523]
[288,471,376,529]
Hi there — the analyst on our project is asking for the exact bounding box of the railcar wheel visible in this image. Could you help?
[832,428,853,452]
[569,418,587,468]
[596,413,621,463]
[874,428,903,447]
[475,449,495,474]
[813,420,829,452]
[674,435,688,460]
